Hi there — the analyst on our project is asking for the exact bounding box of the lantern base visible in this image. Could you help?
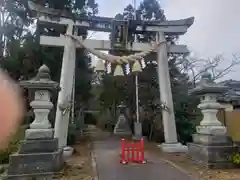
[25,129,54,140]
[158,143,188,153]
[196,125,227,135]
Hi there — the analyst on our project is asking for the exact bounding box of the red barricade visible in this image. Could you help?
[120,138,146,164]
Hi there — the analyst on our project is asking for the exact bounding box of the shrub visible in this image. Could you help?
[232,152,240,165]
[0,127,25,164]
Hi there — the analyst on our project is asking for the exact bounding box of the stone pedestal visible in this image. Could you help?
[5,138,63,179]
[188,73,237,168]
[3,65,64,179]
[25,129,54,140]
[18,138,59,154]
[192,133,232,145]
[188,135,237,168]
[188,125,237,168]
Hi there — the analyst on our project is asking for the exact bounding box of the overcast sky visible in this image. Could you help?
[91,0,240,80]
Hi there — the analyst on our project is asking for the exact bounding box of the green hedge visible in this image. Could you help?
[0,127,25,164]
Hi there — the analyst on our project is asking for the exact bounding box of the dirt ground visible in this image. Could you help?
[54,137,94,180]
[145,142,240,180]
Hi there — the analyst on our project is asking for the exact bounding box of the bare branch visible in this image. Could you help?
[87,31,97,39]
[212,54,240,80]
[178,54,240,85]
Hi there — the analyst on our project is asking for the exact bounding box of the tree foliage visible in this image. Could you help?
[1,0,98,122]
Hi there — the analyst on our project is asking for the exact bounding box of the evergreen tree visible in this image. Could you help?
[1,0,98,121]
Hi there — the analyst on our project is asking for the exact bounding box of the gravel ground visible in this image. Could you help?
[54,137,94,180]
[145,142,240,180]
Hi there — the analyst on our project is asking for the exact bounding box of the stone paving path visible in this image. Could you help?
[93,137,193,180]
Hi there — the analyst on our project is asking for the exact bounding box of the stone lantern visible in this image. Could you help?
[114,102,132,135]
[188,72,237,168]
[5,65,64,179]
[191,72,228,134]
[20,64,59,139]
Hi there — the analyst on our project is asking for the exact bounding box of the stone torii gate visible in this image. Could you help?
[28,1,194,152]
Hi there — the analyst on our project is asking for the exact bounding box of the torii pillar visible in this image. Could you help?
[54,22,76,148]
[157,32,187,152]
